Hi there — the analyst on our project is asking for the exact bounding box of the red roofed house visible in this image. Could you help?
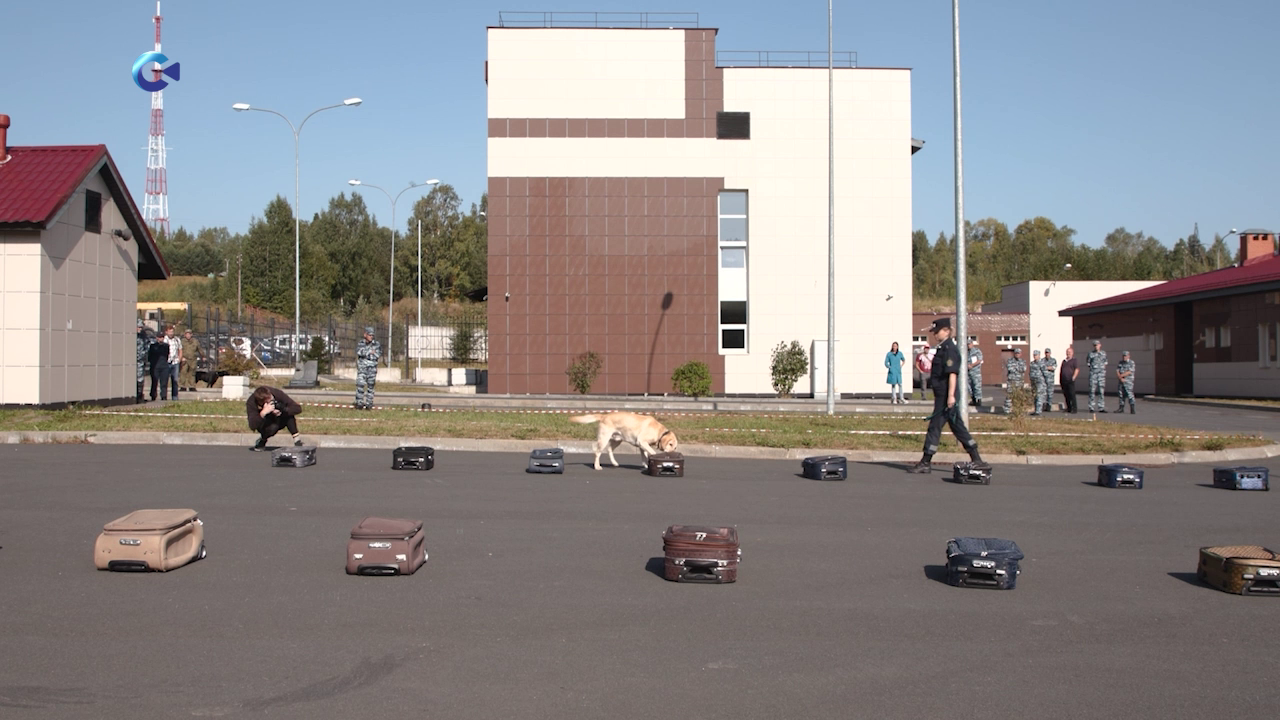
[1061,230,1280,398]
[0,115,168,407]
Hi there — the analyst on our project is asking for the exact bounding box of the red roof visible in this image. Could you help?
[1063,255,1280,315]
[0,146,107,227]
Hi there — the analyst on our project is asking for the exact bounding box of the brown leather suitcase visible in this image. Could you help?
[346,517,427,576]
[94,509,206,572]
[662,525,739,583]
[1198,546,1280,596]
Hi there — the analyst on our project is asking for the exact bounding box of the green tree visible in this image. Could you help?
[309,191,389,316]
[240,196,296,315]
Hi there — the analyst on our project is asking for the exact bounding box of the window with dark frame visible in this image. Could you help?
[84,190,102,234]
[716,111,750,140]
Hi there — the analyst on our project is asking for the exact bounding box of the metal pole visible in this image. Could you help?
[417,218,422,380]
[826,0,836,415]
[388,201,396,368]
[952,0,969,421]
[293,129,301,366]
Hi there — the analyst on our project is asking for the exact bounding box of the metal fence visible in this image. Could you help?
[715,50,857,68]
[497,11,699,28]
[137,305,488,379]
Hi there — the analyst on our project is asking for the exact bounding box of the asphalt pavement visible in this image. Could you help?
[0,445,1276,719]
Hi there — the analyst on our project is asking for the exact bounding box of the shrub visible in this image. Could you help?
[770,341,809,398]
[672,360,712,399]
[218,347,259,380]
[1201,437,1227,452]
[565,351,603,395]
[450,325,480,364]
[303,336,331,374]
[1006,383,1033,432]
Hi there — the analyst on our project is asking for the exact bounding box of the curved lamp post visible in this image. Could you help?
[232,97,362,364]
[348,178,439,367]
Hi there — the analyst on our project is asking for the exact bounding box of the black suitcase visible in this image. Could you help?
[392,446,434,471]
[271,445,316,468]
[946,537,1023,589]
[1213,467,1269,491]
[1097,464,1144,489]
[951,461,992,484]
[527,448,565,474]
[802,455,848,481]
[646,452,685,477]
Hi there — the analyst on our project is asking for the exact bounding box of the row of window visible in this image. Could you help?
[718,190,748,352]
[1202,326,1231,349]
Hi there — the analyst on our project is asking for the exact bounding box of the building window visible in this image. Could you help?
[995,335,1027,344]
[718,191,748,353]
[1259,324,1269,368]
[912,335,928,345]
[716,112,750,140]
[1220,326,1231,348]
[1274,323,1279,365]
[1203,327,1216,349]
[85,190,102,234]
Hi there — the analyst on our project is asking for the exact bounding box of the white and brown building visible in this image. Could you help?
[0,114,168,407]
[1062,230,1280,398]
[485,16,916,395]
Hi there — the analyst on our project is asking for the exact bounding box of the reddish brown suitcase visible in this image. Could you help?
[346,517,427,576]
[662,525,740,583]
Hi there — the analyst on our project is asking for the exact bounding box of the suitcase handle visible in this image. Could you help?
[679,560,722,583]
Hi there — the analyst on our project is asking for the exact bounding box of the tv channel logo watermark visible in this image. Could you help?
[132,51,180,92]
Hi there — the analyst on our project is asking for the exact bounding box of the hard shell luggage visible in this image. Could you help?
[346,517,427,576]
[662,525,739,583]
[1212,467,1269,491]
[272,445,316,468]
[527,448,565,474]
[1198,546,1280,596]
[951,461,992,485]
[392,446,434,471]
[945,537,1023,589]
[94,508,206,572]
[646,452,685,477]
[802,455,848,481]
[1097,464,1144,489]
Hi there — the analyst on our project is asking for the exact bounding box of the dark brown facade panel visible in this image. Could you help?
[487,175,725,395]
[1070,306,1177,395]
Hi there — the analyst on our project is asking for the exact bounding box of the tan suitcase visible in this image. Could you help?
[94,509,206,572]
[346,517,427,576]
[1198,546,1280,596]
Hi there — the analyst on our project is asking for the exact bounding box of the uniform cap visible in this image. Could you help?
[1033,350,1041,356]
[136,319,144,328]
[929,318,951,333]
[364,326,375,335]
[1044,348,1051,354]
[1092,339,1102,346]
[1013,347,1022,353]
[1122,350,1130,356]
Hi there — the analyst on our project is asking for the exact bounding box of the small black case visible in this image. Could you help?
[646,452,685,477]
[527,448,565,474]
[946,537,1023,589]
[1097,464,1144,489]
[802,455,848,480]
[951,461,992,484]
[271,445,317,468]
[392,446,434,471]
[1212,467,1269,491]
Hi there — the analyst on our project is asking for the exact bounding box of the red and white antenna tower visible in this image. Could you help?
[142,1,170,235]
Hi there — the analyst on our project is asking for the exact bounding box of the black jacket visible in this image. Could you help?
[246,387,303,431]
[930,338,961,393]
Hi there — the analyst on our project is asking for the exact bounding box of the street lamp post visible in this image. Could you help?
[1217,228,1240,269]
[951,0,970,421]
[232,97,362,365]
[348,178,439,368]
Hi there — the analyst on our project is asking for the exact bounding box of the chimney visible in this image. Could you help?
[1240,230,1276,266]
[0,114,10,162]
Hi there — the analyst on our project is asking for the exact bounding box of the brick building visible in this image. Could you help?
[1061,230,1280,398]
[911,311,1029,390]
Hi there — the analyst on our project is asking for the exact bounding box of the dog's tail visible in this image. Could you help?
[569,414,601,425]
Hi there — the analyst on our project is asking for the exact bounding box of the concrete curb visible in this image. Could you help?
[5,431,1278,467]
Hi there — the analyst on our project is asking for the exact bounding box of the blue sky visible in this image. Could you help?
[1,1,1275,248]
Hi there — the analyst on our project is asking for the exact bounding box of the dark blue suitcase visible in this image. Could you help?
[527,448,565,474]
[802,455,847,481]
[392,446,434,471]
[946,537,1023,589]
[1213,467,1269,491]
[951,461,992,485]
[1097,464,1144,489]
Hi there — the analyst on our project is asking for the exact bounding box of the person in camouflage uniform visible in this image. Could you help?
[136,320,148,402]
[1040,348,1058,412]
[966,339,983,408]
[179,328,204,391]
[1029,350,1046,416]
[1115,350,1136,414]
[1004,347,1025,415]
[355,326,381,410]
[1087,339,1108,413]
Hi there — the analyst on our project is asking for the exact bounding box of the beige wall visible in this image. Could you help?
[1,169,139,406]
[1194,362,1280,398]
[488,28,914,395]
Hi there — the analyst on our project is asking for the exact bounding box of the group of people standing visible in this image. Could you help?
[889,335,1137,416]
[135,322,205,402]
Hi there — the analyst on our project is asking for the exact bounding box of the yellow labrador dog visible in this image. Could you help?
[570,412,679,470]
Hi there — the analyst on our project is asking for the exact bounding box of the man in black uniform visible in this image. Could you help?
[909,318,984,473]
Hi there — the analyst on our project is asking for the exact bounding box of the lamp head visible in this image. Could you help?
[348,179,361,186]
[426,178,440,186]
[343,98,363,106]
[231,103,251,111]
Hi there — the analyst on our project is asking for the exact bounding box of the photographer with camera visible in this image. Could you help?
[245,385,304,452]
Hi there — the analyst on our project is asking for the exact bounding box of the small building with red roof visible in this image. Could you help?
[0,114,168,407]
[1061,230,1280,398]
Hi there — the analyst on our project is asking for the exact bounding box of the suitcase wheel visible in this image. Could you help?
[198,544,207,561]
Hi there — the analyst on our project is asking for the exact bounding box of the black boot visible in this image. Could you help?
[908,457,933,474]
[969,449,985,465]
[249,436,267,452]
[1130,405,1136,414]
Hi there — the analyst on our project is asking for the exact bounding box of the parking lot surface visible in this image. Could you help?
[0,445,1275,718]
